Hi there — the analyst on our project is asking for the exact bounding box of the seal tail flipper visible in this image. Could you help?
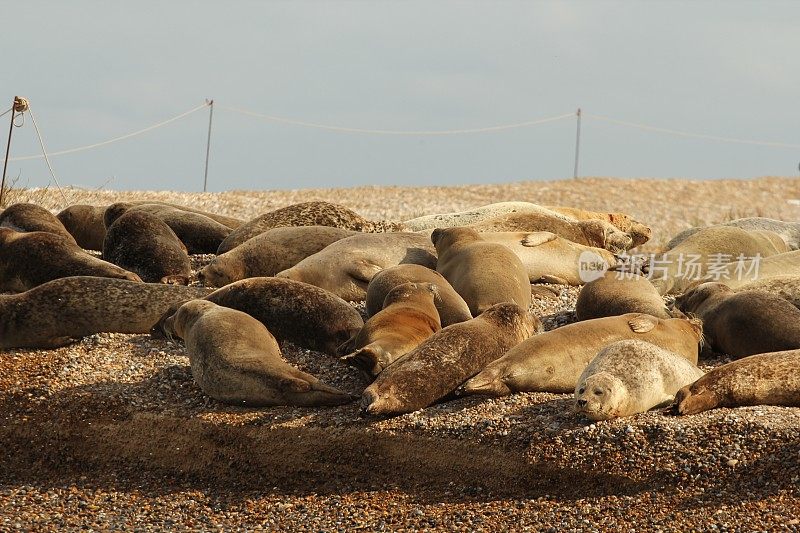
[336,334,358,357]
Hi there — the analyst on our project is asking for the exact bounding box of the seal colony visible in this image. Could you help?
[1,197,798,423]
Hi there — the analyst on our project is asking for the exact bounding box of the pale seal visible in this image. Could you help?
[0,228,141,292]
[576,269,671,320]
[198,226,357,287]
[103,210,191,284]
[162,300,354,407]
[338,282,441,378]
[276,232,437,302]
[574,339,704,420]
[461,313,702,396]
[361,303,540,416]
[0,276,211,349]
[364,264,472,327]
[0,202,77,245]
[218,201,406,254]
[674,282,800,359]
[433,227,531,316]
[733,275,800,308]
[665,217,800,251]
[675,349,800,415]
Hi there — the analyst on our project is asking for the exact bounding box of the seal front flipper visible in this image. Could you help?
[536,275,570,285]
[627,314,657,333]
[520,232,558,247]
[346,259,385,286]
[340,344,390,378]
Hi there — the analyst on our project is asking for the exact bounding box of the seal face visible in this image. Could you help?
[0,202,77,245]
[461,313,702,396]
[217,201,407,254]
[57,204,107,251]
[276,232,437,302]
[339,282,442,378]
[674,349,800,415]
[103,210,192,284]
[0,276,212,349]
[0,228,142,292]
[674,282,800,359]
[574,339,704,421]
[364,264,472,327]
[576,269,671,321]
[361,303,540,416]
[153,277,364,356]
[198,226,357,288]
[433,227,531,316]
[163,300,354,407]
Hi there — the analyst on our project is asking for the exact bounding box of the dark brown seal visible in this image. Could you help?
[217,201,407,254]
[152,277,364,356]
[339,282,442,378]
[198,226,357,287]
[0,228,141,292]
[162,300,354,407]
[103,210,191,284]
[56,204,107,250]
[0,276,212,349]
[674,349,800,415]
[576,269,671,321]
[675,282,800,359]
[365,264,472,327]
[433,227,531,316]
[361,303,540,416]
[0,202,77,245]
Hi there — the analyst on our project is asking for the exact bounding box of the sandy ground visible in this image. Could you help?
[1,176,799,531]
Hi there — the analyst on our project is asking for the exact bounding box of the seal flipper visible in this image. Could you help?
[458,368,511,397]
[340,344,389,378]
[536,275,570,285]
[521,232,558,247]
[628,314,657,333]
[346,259,385,286]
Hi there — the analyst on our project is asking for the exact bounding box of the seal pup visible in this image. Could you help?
[218,201,407,254]
[461,313,702,396]
[339,282,441,378]
[198,226,357,287]
[576,269,671,320]
[104,202,232,255]
[56,204,107,250]
[646,226,788,295]
[362,303,539,415]
[0,276,211,349]
[361,303,540,416]
[365,264,472,327]
[276,232,437,302]
[574,339,704,421]
[0,228,141,292]
[433,227,531,316]
[163,300,354,407]
[674,282,800,359]
[152,277,364,356]
[103,210,191,284]
[674,349,800,415]
[0,202,77,245]
[665,217,800,251]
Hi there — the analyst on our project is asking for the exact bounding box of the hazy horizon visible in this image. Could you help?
[3,1,799,192]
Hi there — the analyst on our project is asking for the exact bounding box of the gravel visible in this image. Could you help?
[1,177,799,530]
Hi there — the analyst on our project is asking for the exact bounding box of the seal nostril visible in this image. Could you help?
[577,399,587,407]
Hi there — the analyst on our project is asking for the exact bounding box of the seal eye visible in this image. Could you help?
[593,389,603,396]
[578,387,585,394]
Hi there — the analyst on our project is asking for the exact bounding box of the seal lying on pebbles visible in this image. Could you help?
[574,339,704,421]
[479,231,616,285]
[674,349,800,415]
[433,227,531,316]
[0,228,141,292]
[163,300,354,407]
[576,269,671,320]
[664,217,800,251]
[647,226,788,295]
[403,202,560,231]
[674,282,800,359]
[692,250,800,289]
[198,226,357,287]
[0,276,211,349]
[103,210,191,284]
[0,202,77,245]
[361,303,540,416]
[544,206,652,247]
[105,203,232,255]
[461,313,702,396]
[153,277,364,356]
[57,204,107,250]
[339,282,441,378]
[218,201,407,254]
[364,264,472,327]
[276,233,436,302]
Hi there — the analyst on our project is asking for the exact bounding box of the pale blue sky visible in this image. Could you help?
[3,0,799,191]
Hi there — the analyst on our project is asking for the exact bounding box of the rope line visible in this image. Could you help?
[0,107,12,119]
[26,107,69,205]
[219,104,575,135]
[584,112,800,149]
[3,102,210,162]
